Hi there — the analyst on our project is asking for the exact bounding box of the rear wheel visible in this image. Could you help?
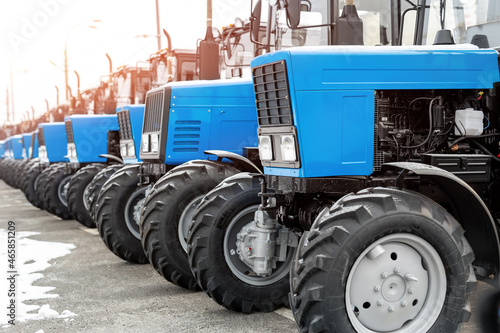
[43,163,77,219]
[67,163,105,228]
[96,164,148,264]
[87,164,123,220]
[140,160,239,290]
[188,173,293,313]
[290,187,475,333]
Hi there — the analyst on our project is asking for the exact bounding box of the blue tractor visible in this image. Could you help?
[186,0,500,330]
[15,131,40,189]
[95,20,263,278]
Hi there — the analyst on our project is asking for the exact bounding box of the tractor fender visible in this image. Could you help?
[204,150,262,174]
[99,154,123,164]
[386,162,500,286]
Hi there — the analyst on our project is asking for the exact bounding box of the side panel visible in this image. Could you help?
[11,135,24,160]
[164,107,211,164]
[43,123,69,163]
[265,90,375,177]
[70,115,119,163]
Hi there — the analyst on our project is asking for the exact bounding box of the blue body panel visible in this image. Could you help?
[67,114,119,163]
[251,46,500,178]
[117,105,144,164]
[39,122,69,163]
[163,79,258,164]
[31,132,39,159]
[22,133,32,159]
[0,140,5,158]
[11,135,24,160]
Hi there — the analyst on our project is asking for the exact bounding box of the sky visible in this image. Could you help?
[0,0,249,126]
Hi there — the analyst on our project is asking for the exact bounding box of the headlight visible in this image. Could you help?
[67,144,77,158]
[120,144,127,157]
[127,142,135,157]
[280,135,297,162]
[142,134,150,152]
[258,135,273,161]
[150,134,159,153]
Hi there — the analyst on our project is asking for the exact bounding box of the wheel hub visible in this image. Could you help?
[58,175,72,207]
[346,234,445,332]
[124,186,148,239]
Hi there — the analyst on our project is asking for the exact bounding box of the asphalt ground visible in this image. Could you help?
[0,178,495,333]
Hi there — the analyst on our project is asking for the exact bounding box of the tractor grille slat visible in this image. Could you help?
[65,120,74,143]
[143,89,165,133]
[117,110,133,140]
[252,60,293,127]
[38,128,45,146]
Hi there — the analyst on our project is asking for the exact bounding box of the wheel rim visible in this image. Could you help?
[82,182,93,211]
[57,175,73,207]
[178,195,204,253]
[346,233,446,332]
[124,186,147,239]
[223,205,294,286]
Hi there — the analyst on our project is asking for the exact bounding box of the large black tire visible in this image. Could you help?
[96,164,149,264]
[4,160,20,188]
[35,163,58,210]
[140,160,240,291]
[15,159,33,189]
[43,163,77,219]
[67,163,105,228]
[187,173,292,313]
[87,164,123,220]
[290,187,475,333]
[22,162,47,208]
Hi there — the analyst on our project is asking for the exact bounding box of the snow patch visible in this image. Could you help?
[0,229,76,325]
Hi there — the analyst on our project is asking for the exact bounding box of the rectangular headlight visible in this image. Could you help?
[150,134,159,153]
[127,142,135,157]
[142,134,150,152]
[120,143,127,157]
[258,135,273,161]
[280,135,297,162]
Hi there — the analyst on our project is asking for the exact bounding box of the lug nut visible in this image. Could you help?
[377,300,384,306]
[381,272,388,279]
[374,286,380,292]
[394,267,401,274]
[408,288,414,294]
[401,301,407,307]
[388,306,394,312]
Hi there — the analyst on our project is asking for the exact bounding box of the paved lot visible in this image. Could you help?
[0,179,494,333]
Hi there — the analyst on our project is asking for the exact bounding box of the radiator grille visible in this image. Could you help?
[65,120,74,143]
[117,110,133,140]
[172,120,200,152]
[252,60,292,127]
[38,128,45,146]
[143,89,165,133]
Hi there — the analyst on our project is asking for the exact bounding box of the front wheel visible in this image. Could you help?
[67,163,105,228]
[43,163,77,219]
[290,187,475,333]
[95,164,149,264]
[140,160,239,290]
[188,173,293,313]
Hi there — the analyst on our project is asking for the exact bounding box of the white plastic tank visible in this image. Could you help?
[454,108,484,136]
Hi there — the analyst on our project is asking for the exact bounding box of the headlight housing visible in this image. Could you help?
[142,134,150,153]
[258,135,273,161]
[280,135,297,162]
[120,143,127,157]
[150,133,159,153]
[127,142,135,157]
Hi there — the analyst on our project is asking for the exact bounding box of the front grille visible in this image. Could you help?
[143,89,165,134]
[252,60,293,127]
[65,120,74,143]
[117,110,133,140]
[38,128,45,146]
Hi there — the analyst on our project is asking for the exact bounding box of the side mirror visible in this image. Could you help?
[251,0,262,41]
[286,0,301,28]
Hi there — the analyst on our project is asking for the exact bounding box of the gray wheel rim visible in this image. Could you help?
[124,186,148,239]
[82,182,93,211]
[346,233,446,332]
[223,205,294,286]
[57,175,73,207]
[178,195,204,253]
